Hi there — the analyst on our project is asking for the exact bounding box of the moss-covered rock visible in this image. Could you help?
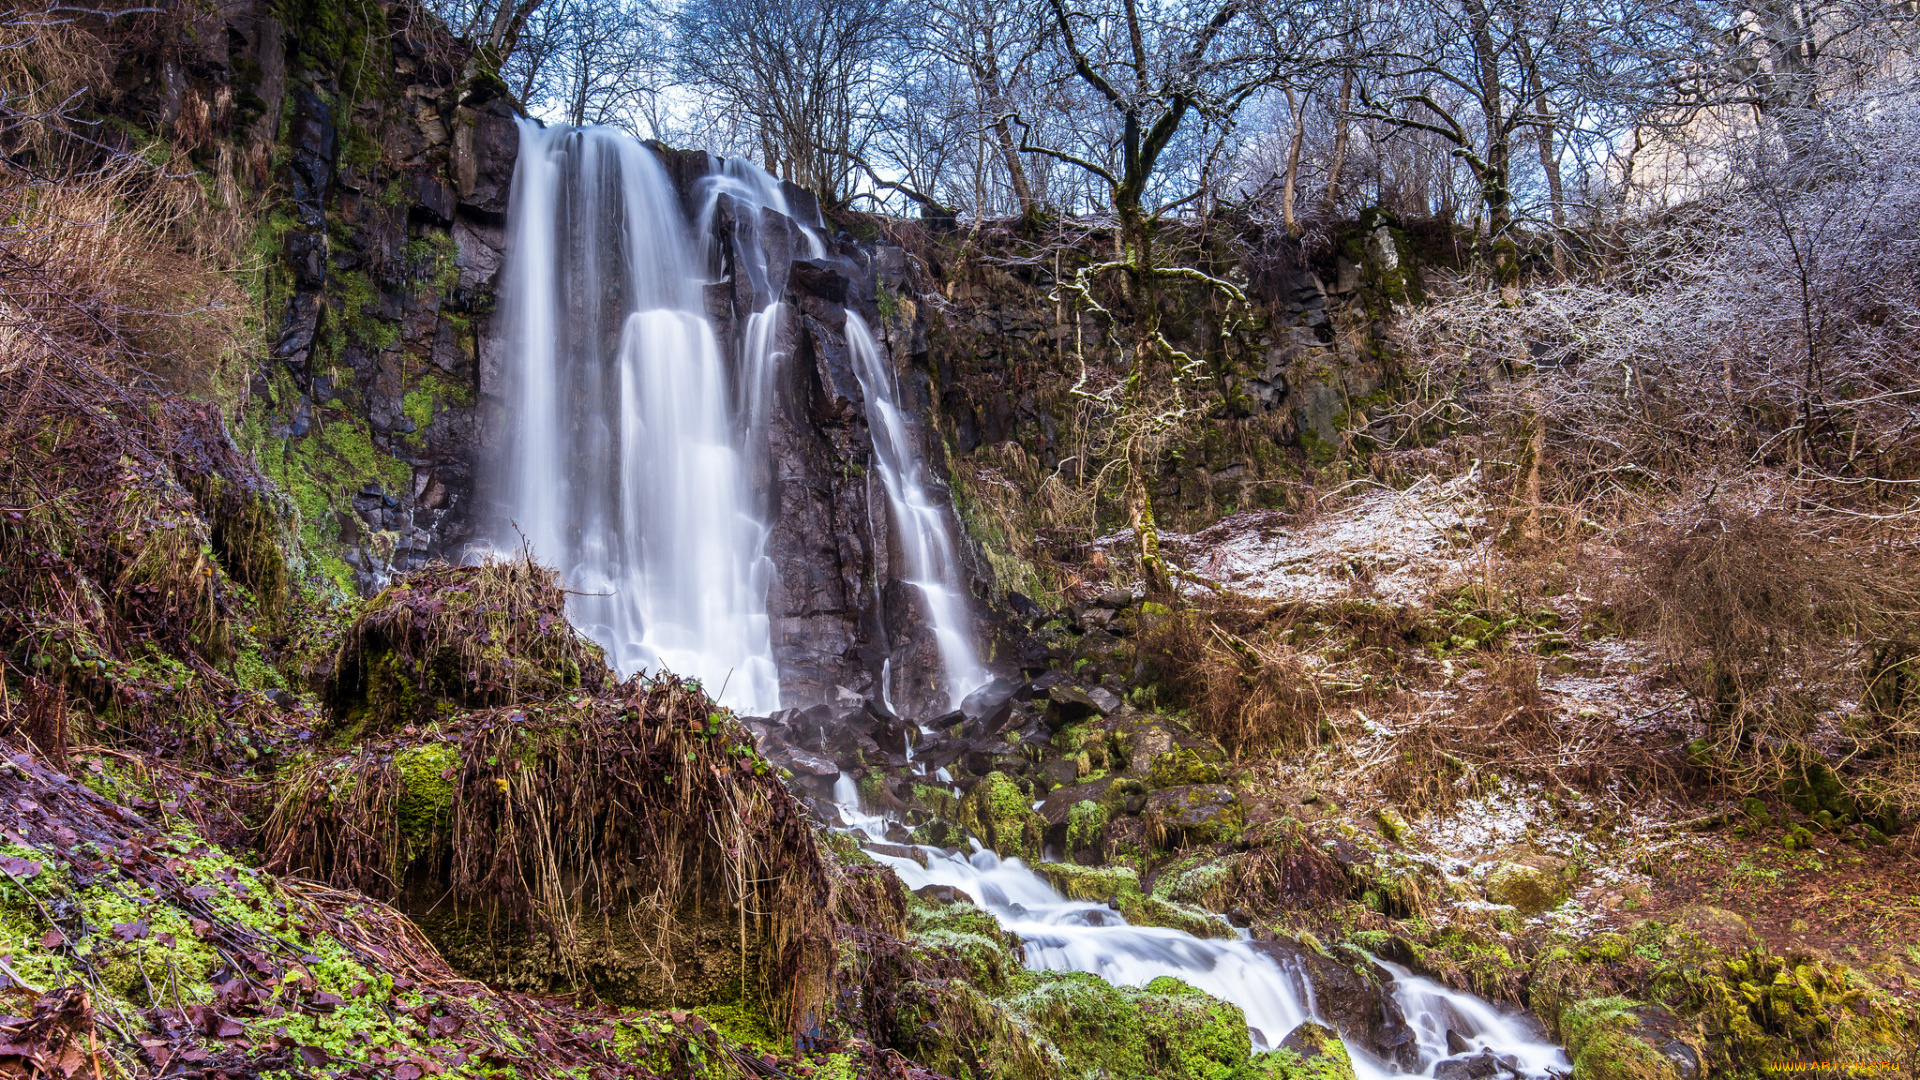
[1038,861,1142,903]
[1483,860,1567,914]
[1067,798,1111,858]
[1118,894,1237,939]
[1145,784,1245,847]
[909,902,1027,994]
[1232,1021,1357,1080]
[1150,748,1223,788]
[960,771,1047,861]
[1006,972,1252,1080]
[1560,998,1687,1080]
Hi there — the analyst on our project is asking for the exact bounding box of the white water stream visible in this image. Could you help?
[836,787,1568,1079]
[845,311,987,710]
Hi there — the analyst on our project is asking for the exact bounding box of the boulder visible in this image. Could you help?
[1239,1021,1358,1078]
[1483,859,1568,914]
[1144,784,1244,847]
[1431,1049,1502,1079]
[1561,998,1699,1080]
[913,883,969,905]
[1044,685,1105,728]
[958,771,1045,861]
[866,842,929,867]
[1148,747,1223,788]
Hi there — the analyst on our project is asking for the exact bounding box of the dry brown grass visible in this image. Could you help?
[267,673,849,1032]
[1601,499,1920,817]
[1137,600,1328,757]
[324,554,611,738]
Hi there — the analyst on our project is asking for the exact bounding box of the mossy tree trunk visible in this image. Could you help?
[1024,0,1283,602]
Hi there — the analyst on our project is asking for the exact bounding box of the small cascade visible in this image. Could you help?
[832,774,893,843]
[491,121,780,713]
[845,310,988,710]
[856,814,1569,1079]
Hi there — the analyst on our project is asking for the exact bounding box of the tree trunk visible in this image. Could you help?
[993,117,1034,211]
[1116,205,1173,601]
[974,29,1035,214]
[1282,88,1307,237]
[1522,49,1566,274]
[1324,66,1352,213]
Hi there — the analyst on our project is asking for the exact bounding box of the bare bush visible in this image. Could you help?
[1391,80,1920,821]
[1138,603,1327,758]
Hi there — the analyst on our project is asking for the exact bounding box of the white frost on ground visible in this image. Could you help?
[1148,472,1487,605]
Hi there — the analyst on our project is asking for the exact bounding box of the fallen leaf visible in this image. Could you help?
[39,929,62,949]
[113,920,151,942]
[394,1064,423,1080]
[0,858,36,880]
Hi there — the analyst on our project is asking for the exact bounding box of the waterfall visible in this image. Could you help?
[845,310,988,711]
[491,121,780,714]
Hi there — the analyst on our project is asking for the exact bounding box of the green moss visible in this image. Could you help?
[694,1001,788,1058]
[1005,972,1250,1080]
[1373,808,1412,844]
[910,919,1025,995]
[1152,859,1233,909]
[959,772,1045,861]
[1066,799,1110,854]
[1484,861,1567,914]
[1150,748,1222,788]
[1232,1022,1356,1080]
[1118,894,1236,939]
[403,387,437,433]
[1037,862,1140,904]
[395,741,460,840]
[1560,998,1678,1080]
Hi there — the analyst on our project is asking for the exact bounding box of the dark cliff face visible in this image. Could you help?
[134,0,528,597]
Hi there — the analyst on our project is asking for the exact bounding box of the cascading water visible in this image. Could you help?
[845,310,988,710]
[491,121,780,713]
[834,788,1567,1079]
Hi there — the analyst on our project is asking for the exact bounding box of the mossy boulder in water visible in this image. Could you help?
[1560,998,1694,1080]
[1036,860,1141,903]
[1237,1021,1357,1079]
[959,771,1045,860]
[1006,972,1252,1080]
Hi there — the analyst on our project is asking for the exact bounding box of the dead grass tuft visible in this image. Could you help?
[268,673,846,1033]
[324,554,609,738]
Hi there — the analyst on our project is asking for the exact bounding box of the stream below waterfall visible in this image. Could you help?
[835,784,1569,1080]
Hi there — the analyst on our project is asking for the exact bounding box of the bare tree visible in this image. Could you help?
[1013,0,1346,598]
[672,0,898,205]
[506,0,659,127]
